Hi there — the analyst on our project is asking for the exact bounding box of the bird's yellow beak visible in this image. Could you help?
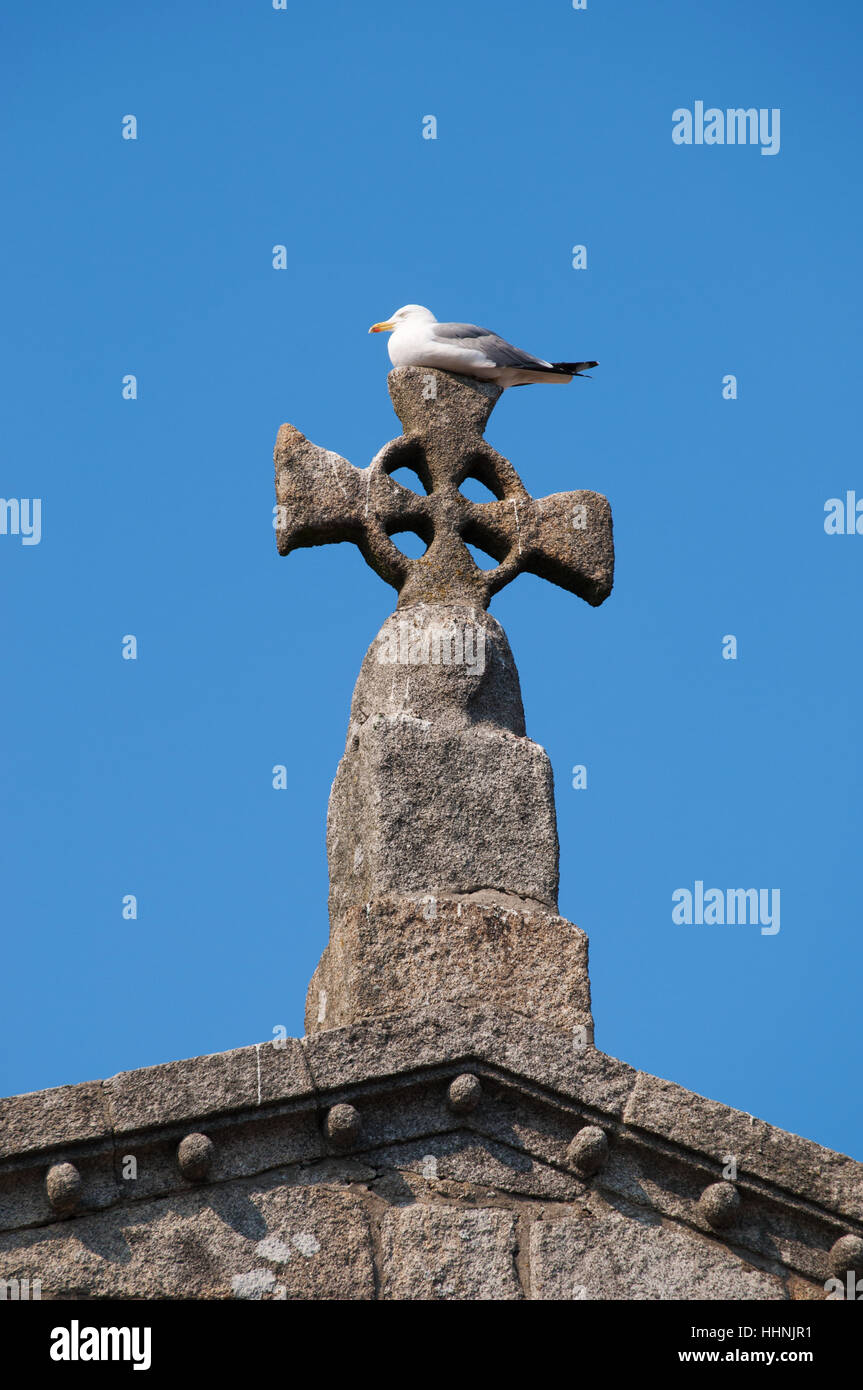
[368,320,395,334]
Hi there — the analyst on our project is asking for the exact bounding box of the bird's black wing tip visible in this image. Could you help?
[552,360,599,376]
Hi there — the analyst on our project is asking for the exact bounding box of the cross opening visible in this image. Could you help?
[382,441,433,496]
[456,451,509,502]
[387,521,434,558]
[458,476,501,504]
[463,539,501,571]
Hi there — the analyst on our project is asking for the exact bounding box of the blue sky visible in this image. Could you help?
[2,1,861,1162]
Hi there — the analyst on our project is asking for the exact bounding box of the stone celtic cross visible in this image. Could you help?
[275,366,613,610]
[274,365,614,1040]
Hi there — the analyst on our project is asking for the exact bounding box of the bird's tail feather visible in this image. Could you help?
[552,360,598,377]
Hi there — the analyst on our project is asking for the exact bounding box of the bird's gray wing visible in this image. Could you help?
[430,322,551,369]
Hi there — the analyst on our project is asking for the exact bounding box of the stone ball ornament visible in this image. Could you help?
[177,1133,215,1182]
[45,1161,83,1215]
[325,1103,362,1150]
[698,1181,741,1230]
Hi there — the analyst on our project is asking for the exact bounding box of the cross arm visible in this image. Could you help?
[274,423,423,591]
[460,490,614,606]
[275,424,368,552]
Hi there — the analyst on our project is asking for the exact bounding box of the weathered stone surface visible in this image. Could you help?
[302,1006,635,1115]
[372,1133,587,1202]
[0,1013,859,1298]
[280,366,614,1047]
[324,604,561,920]
[275,366,614,611]
[0,1081,108,1160]
[0,1174,375,1300]
[328,728,558,921]
[104,1042,312,1136]
[0,1147,119,1234]
[463,1076,589,1175]
[106,1107,325,1209]
[255,1038,317,1108]
[624,1072,863,1222]
[555,1118,845,1287]
[344,602,528,737]
[307,898,591,1036]
[381,1204,522,1300]
[530,1200,786,1301]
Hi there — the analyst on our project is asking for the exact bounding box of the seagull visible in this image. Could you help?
[368,304,598,388]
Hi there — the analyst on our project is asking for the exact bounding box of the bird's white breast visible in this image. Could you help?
[387,324,434,369]
[387,323,496,376]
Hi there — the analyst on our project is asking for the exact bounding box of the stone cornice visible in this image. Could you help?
[1,1007,860,1292]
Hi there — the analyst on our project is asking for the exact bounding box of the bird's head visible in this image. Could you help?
[368,305,437,334]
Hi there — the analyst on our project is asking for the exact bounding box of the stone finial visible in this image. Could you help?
[325,605,561,924]
[276,365,613,1037]
[275,366,613,610]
